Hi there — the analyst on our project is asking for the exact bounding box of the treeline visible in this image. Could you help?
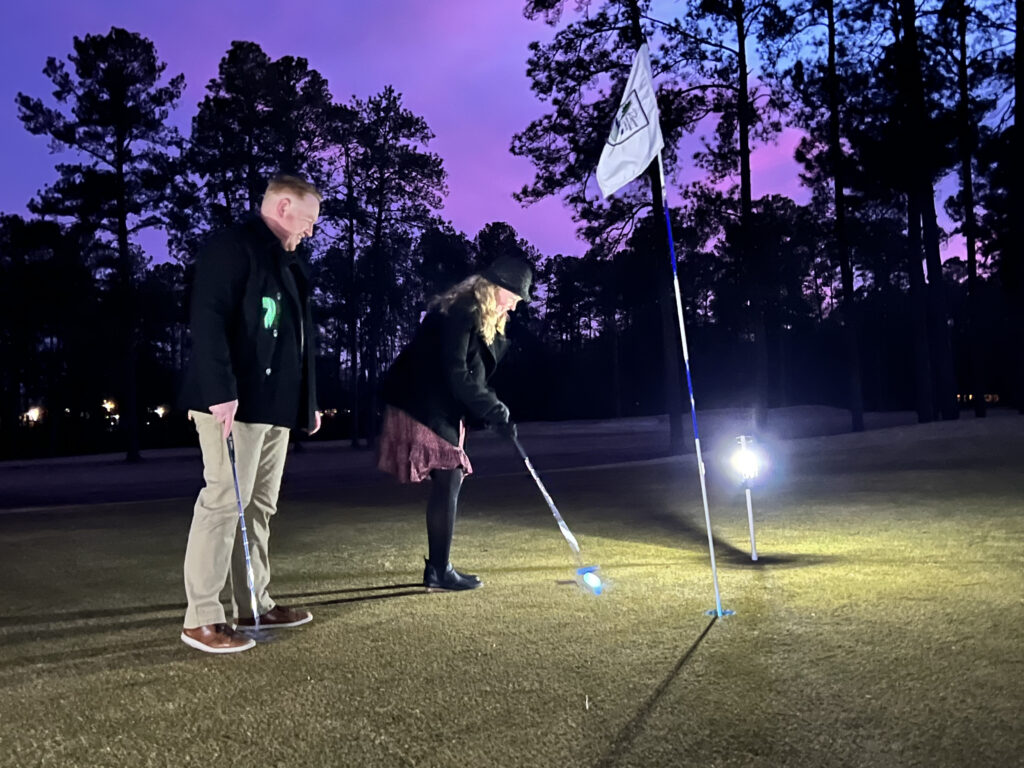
[0,0,1018,460]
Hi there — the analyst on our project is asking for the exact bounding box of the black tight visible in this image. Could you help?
[426,468,464,568]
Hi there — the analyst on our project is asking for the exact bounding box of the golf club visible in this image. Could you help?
[226,433,267,636]
[511,435,604,595]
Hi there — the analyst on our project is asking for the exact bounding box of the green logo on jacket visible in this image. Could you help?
[261,297,278,329]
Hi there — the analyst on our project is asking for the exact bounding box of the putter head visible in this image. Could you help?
[576,565,604,596]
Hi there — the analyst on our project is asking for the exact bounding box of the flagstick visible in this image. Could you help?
[656,152,731,618]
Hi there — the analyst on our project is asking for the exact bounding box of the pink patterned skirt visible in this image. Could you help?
[377,406,473,484]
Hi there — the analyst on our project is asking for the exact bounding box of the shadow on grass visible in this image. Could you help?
[595,616,718,768]
[0,583,426,633]
[299,586,426,608]
[0,615,182,648]
[716,551,839,569]
[0,637,188,686]
[0,591,430,683]
[613,504,841,570]
[277,583,423,600]
[0,628,319,690]
[0,602,185,628]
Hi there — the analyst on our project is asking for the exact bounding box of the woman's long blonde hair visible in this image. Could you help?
[428,275,508,345]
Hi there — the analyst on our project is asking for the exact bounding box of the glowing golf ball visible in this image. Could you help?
[583,572,602,589]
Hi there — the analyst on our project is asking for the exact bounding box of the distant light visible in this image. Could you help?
[153,406,167,418]
[25,407,42,423]
[102,399,117,413]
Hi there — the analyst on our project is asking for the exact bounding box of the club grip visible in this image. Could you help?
[511,434,527,461]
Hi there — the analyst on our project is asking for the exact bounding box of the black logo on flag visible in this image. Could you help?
[607,89,650,146]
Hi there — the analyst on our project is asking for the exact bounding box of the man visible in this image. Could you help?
[178,174,322,654]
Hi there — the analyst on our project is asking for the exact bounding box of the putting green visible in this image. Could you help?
[1,417,1021,767]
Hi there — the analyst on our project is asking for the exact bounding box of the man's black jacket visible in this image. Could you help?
[179,216,318,431]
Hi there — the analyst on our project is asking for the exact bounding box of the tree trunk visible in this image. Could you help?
[350,317,361,446]
[0,349,19,446]
[731,0,769,432]
[116,152,141,462]
[366,193,388,444]
[776,325,788,407]
[875,268,895,410]
[1014,0,1023,413]
[898,0,957,421]
[610,318,622,418]
[955,1,984,417]
[920,187,958,419]
[826,0,865,431]
[600,265,623,418]
[907,196,935,422]
[367,338,380,447]
[346,209,362,448]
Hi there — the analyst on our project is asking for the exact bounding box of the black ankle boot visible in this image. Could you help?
[423,559,483,591]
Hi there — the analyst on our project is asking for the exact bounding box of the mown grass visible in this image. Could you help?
[1,417,1021,767]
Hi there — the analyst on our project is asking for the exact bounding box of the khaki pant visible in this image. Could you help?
[183,411,290,628]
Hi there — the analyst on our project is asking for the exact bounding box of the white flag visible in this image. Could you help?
[596,43,664,198]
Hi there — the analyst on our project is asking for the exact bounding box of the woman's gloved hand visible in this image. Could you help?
[485,402,517,441]
[492,420,518,440]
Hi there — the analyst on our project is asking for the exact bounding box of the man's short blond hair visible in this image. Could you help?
[265,174,322,202]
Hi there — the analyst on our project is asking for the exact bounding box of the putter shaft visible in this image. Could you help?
[512,436,583,564]
[227,434,261,631]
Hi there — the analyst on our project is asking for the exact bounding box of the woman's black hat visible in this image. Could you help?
[479,255,533,303]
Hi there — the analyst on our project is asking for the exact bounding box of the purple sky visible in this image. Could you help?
[2,1,958,264]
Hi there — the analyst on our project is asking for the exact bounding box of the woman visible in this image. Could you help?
[378,255,532,591]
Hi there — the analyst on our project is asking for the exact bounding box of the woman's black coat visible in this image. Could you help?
[383,298,510,446]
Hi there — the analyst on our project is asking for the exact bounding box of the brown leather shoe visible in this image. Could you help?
[181,623,256,654]
[235,604,312,629]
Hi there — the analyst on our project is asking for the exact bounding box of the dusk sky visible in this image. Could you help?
[1,0,911,264]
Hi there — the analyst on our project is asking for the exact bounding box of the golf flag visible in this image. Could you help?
[596,43,664,198]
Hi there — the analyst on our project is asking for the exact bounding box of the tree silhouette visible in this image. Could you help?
[776,0,866,430]
[665,0,789,429]
[934,0,1006,417]
[0,215,103,457]
[318,103,367,446]
[174,41,337,260]
[414,224,477,300]
[348,86,447,437]
[16,27,184,461]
